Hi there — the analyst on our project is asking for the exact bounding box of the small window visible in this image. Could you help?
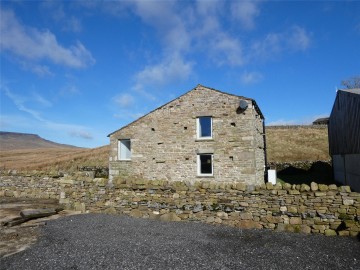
[118,139,131,160]
[197,116,212,139]
[197,154,213,176]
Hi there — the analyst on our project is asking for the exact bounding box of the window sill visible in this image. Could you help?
[119,159,132,162]
[195,138,214,142]
[196,175,214,178]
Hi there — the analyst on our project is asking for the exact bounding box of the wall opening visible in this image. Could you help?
[118,139,131,160]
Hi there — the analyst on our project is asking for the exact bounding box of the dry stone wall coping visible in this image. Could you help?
[1,174,359,237]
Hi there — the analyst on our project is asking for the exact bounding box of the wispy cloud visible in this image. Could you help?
[32,92,52,107]
[113,93,135,108]
[0,9,95,73]
[288,26,311,51]
[122,0,245,99]
[2,85,93,140]
[208,33,244,66]
[267,114,328,126]
[3,86,44,121]
[250,25,311,61]
[19,62,53,77]
[230,1,260,30]
[267,119,299,126]
[0,114,34,130]
[241,71,264,85]
[133,54,193,91]
[82,1,311,100]
[40,1,82,32]
[113,112,144,120]
[69,130,93,140]
[59,84,80,97]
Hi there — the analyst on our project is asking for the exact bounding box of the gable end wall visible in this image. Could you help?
[109,86,265,184]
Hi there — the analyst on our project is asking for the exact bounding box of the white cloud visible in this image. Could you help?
[133,54,193,93]
[241,71,263,85]
[131,0,190,53]
[192,2,245,67]
[78,1,311,99]
[0,114,34,130]
[40,1,82,32]
[114,93,135,108]
[250,25,311,61]
[230,1,260,30]
[196,0,223,16]
[69,130,93,140]
[113,112,144,120]
[0,9,95,70]
[267,119,299,126]
[19,62,53,77]
[2,85,93,141]
[63,17,82,33]
[267,114,328,126]
[32,93,52,107]
[3,86,44,121]
[59,84,80,97]
[251,33,283,60]
[209,33,244,66]
[288,26,311,51]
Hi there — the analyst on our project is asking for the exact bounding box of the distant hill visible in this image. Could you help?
[0,131,80,151]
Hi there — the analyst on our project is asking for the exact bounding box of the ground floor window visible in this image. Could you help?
[197,154,213,176]
[118,139,131,160]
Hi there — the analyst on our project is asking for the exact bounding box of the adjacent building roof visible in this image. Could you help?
[108,84,264,137]
[312,117,329,125]
[341,88,360,95]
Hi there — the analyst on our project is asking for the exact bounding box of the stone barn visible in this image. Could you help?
[108,85,266,185]
[328,88,360,192]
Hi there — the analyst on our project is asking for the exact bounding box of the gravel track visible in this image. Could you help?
[1,214,359,270]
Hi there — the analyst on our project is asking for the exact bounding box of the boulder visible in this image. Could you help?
[20,208,58,219]
[159,212,181,222]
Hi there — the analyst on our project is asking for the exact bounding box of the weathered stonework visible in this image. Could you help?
[1,174,359,237]
[108,85,266,185]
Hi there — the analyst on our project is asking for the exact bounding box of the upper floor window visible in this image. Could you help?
[118,139,131,160]
[197,116,212,139]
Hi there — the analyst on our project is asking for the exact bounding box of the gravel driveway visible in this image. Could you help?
[1,214,359,270]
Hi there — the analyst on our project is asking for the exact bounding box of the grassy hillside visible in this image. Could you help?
[0,146,109,173]
[0,126,330,174]
[266,126,330,163]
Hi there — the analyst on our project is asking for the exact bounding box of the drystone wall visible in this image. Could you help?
[1,174,359,237]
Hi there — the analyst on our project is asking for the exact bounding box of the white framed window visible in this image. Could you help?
[197,116,212,139]
[197,154,213,176]
[118,139,131,160]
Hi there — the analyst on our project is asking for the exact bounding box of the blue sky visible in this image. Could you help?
[1,1,359,148]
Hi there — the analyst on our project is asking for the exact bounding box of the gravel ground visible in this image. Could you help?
[1,214,359,270]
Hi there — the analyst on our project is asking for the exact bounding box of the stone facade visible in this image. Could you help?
[1,174,359,237]
[108,85,266,185]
